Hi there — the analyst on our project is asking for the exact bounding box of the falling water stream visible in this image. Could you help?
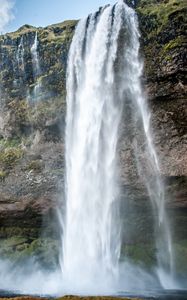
[31,32,40,77]
[16,36,24,69]
[61,0,175,293]
[30,32,42,101]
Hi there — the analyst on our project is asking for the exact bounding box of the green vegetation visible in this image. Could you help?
[0,226,40,239]
[39,20,77,43]
[136,0,186,78]
[174,240,187,276]
[8,99,30,125]
[0,138,21,148]
[0,237,59,269]
[29,95,66,125]
[160,35,186,61]
[137,0,186,38]
[0,147,23,169]
[120,240,187,277]
[0,169,7,181]
[0,137,23,171]
[121,243,157,268]
[161,36,185,53]
[0,25,36,43]
[25,160,43,172]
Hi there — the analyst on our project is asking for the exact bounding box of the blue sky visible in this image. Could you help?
[3,0,116,33]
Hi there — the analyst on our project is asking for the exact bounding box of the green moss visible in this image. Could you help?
[25,160,43,172]
[39,20,77,43]
[0,226,39,239]
[0,237,59,269]
[173,240,187,276]
[30,95,66,125]
[2,237,28,247]
[0,147,23,169]
[163,36,185,52]
[121,243,157,268]
[137,0,186,38]
[160,36,185,60]
[120,240,187,278]
[0,137,21,148]
[0,169,7,181]
[0,138,23,172]
[48,20,78,29]
[8,99,30,125]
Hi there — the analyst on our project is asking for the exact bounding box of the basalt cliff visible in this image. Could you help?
[0,0,186,274]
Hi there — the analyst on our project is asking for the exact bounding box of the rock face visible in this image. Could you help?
[0,0,186,272]
[0,21,77,266]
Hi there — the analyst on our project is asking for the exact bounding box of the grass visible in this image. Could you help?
[137,0,186,37]
[0,147,23,169]
[0,169,7,181]
[29,95,66,125]
[162,36,185,52]
[25,160,43,172]
[0,138,21,148]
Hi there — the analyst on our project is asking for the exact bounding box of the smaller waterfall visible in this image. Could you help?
[17,36,25,70]
[30,32,42,102]
[31,32,40,77]
[15,36,25,87]
[128,24,175,288]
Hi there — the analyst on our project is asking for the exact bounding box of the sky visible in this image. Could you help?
[0,0,116,34]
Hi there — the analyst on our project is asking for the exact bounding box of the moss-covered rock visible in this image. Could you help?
[0,146,24,169]
[0,237,59,269]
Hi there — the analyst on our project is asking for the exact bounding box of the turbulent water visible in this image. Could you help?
[60,0,175,293]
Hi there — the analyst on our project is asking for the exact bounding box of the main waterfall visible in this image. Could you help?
[61,2,125,293]
[60,0,175,293]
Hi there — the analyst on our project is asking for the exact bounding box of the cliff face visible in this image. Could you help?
[118,0,186,205]
[118,0,187,274]
[138,0,186,182]
[0,21,77,266]
[0,0,186,271]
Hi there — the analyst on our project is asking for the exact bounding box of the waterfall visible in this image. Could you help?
[61,0,175,293]
[129,32,175,288]
[122,4,175,289]
[31,32,40,77]
[17,36,25,70]
[15,36,25,87]
[30,32,41,102]
[61,2,127,293]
